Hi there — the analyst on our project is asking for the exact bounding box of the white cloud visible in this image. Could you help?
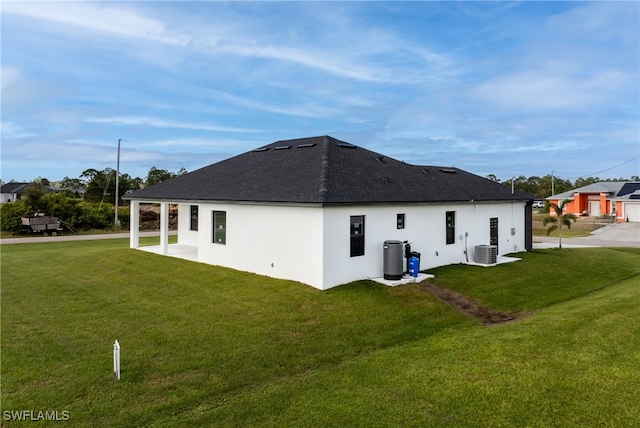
[211,91,339,119]
[0,121,37,139]
[2,2,186,45]
[1,66,23,91]
[85,116,259,133]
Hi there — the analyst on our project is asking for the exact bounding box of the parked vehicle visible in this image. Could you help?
[19,214,66,236]
[532,200,545,208]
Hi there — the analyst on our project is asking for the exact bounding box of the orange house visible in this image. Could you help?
[547,182,640,222]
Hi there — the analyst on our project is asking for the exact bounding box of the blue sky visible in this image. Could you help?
[2,1,639,183]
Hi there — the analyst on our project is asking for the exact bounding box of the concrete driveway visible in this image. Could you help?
[534,221,640,249]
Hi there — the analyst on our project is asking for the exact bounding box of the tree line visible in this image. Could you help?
[487,174,639,198]
[55,166,187,204]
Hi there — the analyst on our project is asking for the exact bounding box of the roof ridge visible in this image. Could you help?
[318,136,330,201]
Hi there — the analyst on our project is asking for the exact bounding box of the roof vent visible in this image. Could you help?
[274,145,291,150]
[376,156,385,163]
[422,168,429,174]
[440,168,457,174]
[253,147,269,152]
[297,143,316,148]
[383,177,392,184]
[338,143,357,149]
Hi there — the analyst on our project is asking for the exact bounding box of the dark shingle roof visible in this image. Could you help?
[0,182,30,194]
[125,136,533,205]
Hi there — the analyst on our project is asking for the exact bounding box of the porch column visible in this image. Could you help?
[160,202,169,255]
[600,193,608,216]
[130,200,140,249]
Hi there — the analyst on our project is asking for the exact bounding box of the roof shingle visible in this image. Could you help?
[125,136,533,204]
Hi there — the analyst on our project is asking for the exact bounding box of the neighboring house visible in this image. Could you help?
[0,182,57,203]
[124,136,534,290]
[547,181,640,222]
[1,182,32,203]
[612,183,640,222]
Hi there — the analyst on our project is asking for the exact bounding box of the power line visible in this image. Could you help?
[566,155,640,180]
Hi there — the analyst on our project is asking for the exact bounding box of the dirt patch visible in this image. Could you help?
[421,282,526,325]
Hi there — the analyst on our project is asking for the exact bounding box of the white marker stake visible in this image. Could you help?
[113,340,121,380]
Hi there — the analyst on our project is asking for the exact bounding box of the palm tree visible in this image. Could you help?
[543,199,578,249]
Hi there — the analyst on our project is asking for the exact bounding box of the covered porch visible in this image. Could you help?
[129,200,198,263]
[138,243,198,262]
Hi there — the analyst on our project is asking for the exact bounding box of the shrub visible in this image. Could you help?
[0,202,31,232]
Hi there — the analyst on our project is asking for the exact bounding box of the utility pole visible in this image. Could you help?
[551,170,555,196]
[115,138,122,229]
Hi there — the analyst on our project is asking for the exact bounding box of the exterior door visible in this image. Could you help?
[490,217,498,252]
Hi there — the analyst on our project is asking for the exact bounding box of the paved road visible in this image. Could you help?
[534,221,640,248]
[0,231,176,245]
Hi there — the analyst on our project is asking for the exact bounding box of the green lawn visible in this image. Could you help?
[1,240,639,426]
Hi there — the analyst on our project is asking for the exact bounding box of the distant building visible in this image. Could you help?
[0,182,57,203]
[547,181,640,222]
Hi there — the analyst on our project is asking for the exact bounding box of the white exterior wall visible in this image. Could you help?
[177,204,200,246]
[185,202,325,288]
[174,201,527,290]
[321,202,527,289]
[0,193,16,203]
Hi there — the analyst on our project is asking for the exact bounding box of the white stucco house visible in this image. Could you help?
[1,182,33,203]
[124,136,534,290]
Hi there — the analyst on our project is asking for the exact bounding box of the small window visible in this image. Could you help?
[190,205,198,231]
[213,211,226,244]
[397,213,405,229]
[350,215,365,257]
[446,211,455,245]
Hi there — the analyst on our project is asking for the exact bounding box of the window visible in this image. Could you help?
[212,211,226,244]
[350,215,365,257]
[397,213,405,229]
[446,211,455,245]
[190,205,198,231]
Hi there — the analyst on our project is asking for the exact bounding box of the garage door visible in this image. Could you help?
[624,203,640,222]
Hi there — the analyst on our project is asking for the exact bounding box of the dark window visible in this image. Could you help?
[350,215,365,257]
[397,213,405,229]
[213,211,226,244]
[446,211,455,245]
[190,205,198,231]
[490,217,499,252]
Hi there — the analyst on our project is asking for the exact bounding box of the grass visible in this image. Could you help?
[1,240,639,426]
[532,214,609,238]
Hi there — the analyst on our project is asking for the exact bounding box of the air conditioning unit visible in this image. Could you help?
[475,245,497,264]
